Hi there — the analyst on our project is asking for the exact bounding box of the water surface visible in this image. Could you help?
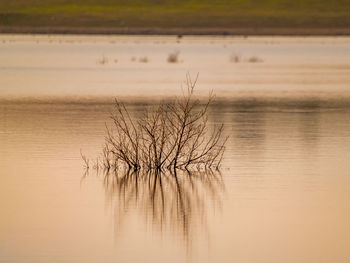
[1,35,350,101]
[1,35,350,263]
[1,101,350,263]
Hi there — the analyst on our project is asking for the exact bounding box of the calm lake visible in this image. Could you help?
[1,35,350,263]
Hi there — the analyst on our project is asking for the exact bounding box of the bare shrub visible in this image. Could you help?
[167,51,180,63]
[80,150,89,169]
[248,56,263,63]
[139,56,149,63]
[97,55,108,65]
[230,54,240,63]
[85,75,227,172]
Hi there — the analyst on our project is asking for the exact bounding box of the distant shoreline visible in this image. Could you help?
[1,26,350,36]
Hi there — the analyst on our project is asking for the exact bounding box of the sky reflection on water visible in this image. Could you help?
[1,34,350,262]
[1,100,350,262]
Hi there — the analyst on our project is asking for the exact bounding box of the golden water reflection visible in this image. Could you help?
[83,168,225,250]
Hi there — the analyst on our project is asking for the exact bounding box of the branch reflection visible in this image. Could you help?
[88,168,225,250]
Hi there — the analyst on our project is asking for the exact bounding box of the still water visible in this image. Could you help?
[1,35,350,263]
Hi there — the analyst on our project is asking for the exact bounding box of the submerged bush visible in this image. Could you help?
[230,54,240,63]
[167,51,180,63]
[247,56,263,63]
[97,55,109,65]
[87,75,227,172]
[139,56,149,63]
